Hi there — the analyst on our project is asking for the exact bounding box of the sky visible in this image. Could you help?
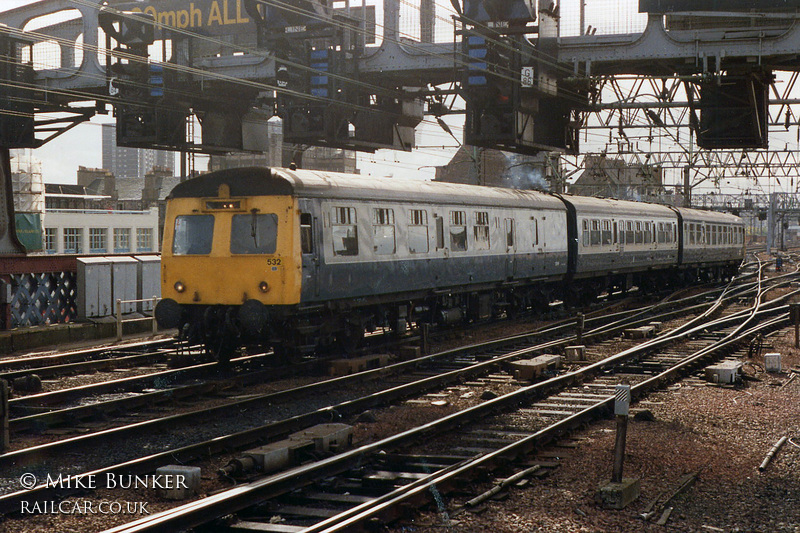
[0,0,713,192]
[4,0,112,182]
[0,0,467,183]
[1,0,593,185]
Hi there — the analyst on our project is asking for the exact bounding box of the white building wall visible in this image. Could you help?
[43,207,160,255]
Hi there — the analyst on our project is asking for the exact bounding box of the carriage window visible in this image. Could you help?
[644,222,652,244]
[505,218,515,249]
[532,217,539,247]
[688,223,694,245]
[665,223,672,244]
[300,213,313,254]
[231,213,279,254]
[450,211,467,251]
[408,209,429,254]
[626,221,634,244]
[657,222,665,244]
[635,221,643,244]
[613,221,618,244]
[332,206,359,256]
[582,219,590,247]
[372,208,396,255]
[474,211,490,250]
[590,219,601,246]
[173,215,214,255]
[602,220,612,245]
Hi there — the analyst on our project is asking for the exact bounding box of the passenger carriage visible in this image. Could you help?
[155,166,745,358]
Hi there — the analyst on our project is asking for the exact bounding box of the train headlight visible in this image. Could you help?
[174,281,186,293]
[258,281,270,293]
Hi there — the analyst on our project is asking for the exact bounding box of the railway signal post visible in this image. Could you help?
[790,303,800,348]
[597,384,640,509]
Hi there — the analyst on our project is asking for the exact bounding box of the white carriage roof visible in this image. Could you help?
[673,207,744,225]
[275,168,566,210]
[556,193,677,217]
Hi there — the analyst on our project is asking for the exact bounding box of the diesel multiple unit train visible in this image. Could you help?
[154,167,744,357]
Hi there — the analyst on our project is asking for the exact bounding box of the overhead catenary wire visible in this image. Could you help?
[76,0,589,104]
[0,0,595,151]
[3,1,792,196]
[5,0,554,146]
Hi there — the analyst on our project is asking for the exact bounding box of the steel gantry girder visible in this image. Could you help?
[564,67,800,204]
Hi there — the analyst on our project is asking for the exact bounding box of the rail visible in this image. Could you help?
[116,297,160,341]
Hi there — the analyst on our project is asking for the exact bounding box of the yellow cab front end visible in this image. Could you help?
[155,182,301,353]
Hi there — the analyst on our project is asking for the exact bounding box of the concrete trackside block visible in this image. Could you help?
[328,354,390,376]
[288,423,354,452]
[764,353,782,373]
[705,361,742,384]
[509,355,561,381]
[623,326,655,339]
[648,322,664,333]
[399,345,421,359]
[244,441,296,473]
[597,478,640,509]
[155,465,201,500]
[564,345,586,361]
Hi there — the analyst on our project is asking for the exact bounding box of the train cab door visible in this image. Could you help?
[300,211,320,298]
[505,218,516,279]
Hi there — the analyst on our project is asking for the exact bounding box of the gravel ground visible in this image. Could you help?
[3,286,793,532]
[391,328,800,533]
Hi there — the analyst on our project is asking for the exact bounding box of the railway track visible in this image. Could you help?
[0,267,789,526]
[0,279,751,460]
[97,273,793,533]
[0,339,183,380]
[2,286,721,439]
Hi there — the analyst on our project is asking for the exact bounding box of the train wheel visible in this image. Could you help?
[339,322,364,354]
[273,343,305,365]
[215,340,235,365]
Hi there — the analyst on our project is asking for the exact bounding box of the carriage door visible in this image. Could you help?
[300,211,320,297]
[505,218,516,278]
